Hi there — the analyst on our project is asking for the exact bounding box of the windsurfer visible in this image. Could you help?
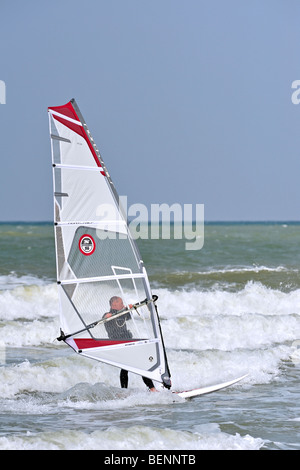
[103,296,156,392]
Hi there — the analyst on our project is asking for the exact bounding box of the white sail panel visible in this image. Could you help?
[50,115,98,168]
[53,166,124,224]
[81,340,163,383]
[48,99,171,389]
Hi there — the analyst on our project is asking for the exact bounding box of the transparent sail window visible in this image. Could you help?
[63,277,155,341]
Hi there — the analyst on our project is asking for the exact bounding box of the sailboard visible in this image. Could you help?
[48,99,171,389]
[174,374,248,399]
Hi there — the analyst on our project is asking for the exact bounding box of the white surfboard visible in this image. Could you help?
[175,374,248,399]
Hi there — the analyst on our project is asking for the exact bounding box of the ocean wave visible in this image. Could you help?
[0,354,95,399]
[155,283,300,355]
[162,312,300,352]
[0,281,300,351]
[0,282,58,321]
[167,345,291,390]
[151,265,300,292]
[0,273,52,291]
[0,424,264,450]
[0,276,299,397]
[177,265,295,275]
[156,282,300,317]
[0,339,289,401]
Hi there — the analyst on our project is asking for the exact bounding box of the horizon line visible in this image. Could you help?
[0,220,300,225]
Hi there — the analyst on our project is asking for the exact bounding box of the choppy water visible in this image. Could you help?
[0,222,300,450]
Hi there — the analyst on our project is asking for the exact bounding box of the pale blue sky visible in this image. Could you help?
[1,0,300,221]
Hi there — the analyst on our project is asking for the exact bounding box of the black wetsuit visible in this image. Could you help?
[103,308,155,390]
[103,308,132,340]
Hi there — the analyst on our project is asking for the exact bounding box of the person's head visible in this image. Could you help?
[109,296,124,311]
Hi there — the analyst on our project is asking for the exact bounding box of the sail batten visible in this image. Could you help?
[55,221,128,227]
[48,99,171,389]
[60,272,146,285]
[53,163,103,171]
[51,134,71,143]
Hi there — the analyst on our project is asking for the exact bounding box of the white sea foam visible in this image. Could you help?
[0,275,294,450]
[1,225,298,449]
[188,265,295,275]
[0,278,299,391]
[0,281,58,321]
[157,282,300,317]
[0,424,264,450]
[0,273,51,291]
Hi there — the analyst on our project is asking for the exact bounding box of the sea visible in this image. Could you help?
[0,221,300,452]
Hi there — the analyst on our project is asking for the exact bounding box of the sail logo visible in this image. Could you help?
[79,234,96,255]
[0,80,6,104]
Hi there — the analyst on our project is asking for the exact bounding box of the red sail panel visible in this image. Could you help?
[49,100,105,175]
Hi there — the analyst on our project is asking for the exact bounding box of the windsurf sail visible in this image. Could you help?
[48,99,171,389]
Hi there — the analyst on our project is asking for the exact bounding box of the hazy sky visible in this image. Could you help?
[1,0,300,221]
